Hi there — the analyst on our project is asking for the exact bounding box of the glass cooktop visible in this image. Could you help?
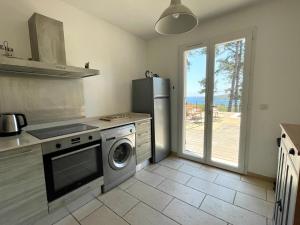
[27,123,98,140]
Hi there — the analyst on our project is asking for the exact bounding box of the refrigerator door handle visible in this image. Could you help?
[154,95,170,99]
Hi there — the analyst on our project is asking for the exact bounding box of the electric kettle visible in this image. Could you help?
[0,113,27,136]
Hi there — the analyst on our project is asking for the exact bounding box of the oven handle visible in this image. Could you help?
[51,144,100,161]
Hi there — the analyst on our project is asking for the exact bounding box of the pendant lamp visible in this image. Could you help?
[155,0,198,35]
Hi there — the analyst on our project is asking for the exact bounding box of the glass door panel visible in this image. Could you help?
[210,38,246,167]
[183,47,207,158]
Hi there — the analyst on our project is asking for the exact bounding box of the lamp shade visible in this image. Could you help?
[155,0,198,35]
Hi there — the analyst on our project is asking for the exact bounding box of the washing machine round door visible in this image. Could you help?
[109,139,133,170]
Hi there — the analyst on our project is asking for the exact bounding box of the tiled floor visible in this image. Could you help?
[53,156,275,225]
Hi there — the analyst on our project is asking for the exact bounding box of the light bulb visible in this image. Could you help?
[172,13,180,19]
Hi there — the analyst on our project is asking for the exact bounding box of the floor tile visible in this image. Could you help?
[234,192,274,219]
[267,189,275,202]
[135,170,165,187]
[170,157,203,168]
[80,206,128,225]
[178,164,218,182]
[98,188,139,216]
[72,199,103,221]
[159,158,184,170]
[126,180,173,211]
[157,179,205,207]
[169,156,241,181]
[201,165,241,181]
[53,215,79,225]
[119,177,138,190]
[152,165,192,184]
[124,202,179,225]
[163,198,226,225]
[215,176,267,199]
[186,177,236,203]
[241,176,274,190]
[200,195,266,225]
[144,163,160,172]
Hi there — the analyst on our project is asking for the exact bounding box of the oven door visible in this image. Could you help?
[43,141,102,202]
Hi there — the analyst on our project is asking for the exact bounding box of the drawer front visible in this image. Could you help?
[135,119,151,164]
[281,134,300,174]
[136,120,151,132]
[137,151,152,164]
[136,130,151,145]
[136,142,151,164]
[0,145,48,225]
[136,141,151,155]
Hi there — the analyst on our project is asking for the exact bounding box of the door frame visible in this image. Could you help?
[177,29,254,174]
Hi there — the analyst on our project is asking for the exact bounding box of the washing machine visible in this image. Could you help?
[100,124,136,192]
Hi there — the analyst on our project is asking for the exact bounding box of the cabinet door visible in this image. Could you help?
[282,158,298,225]
[274,146,287,225]
[135,120,152,164]
[0,145,48,225]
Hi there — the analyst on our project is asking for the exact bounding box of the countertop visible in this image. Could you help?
[0,113,151,153]
[281,123,300,151]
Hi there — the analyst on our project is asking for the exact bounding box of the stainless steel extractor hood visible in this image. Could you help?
[0,56,100,78]
[0,13,100,79]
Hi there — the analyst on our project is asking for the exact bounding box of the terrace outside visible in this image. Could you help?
[184,103,240,167]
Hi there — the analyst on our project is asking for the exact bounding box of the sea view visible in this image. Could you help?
[186,96,235,106]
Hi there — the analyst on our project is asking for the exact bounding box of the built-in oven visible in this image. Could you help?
[42,131,102,202]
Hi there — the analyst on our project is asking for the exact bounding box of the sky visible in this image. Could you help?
[186,48,207,97]
[186,39,245,98]
[186,47,228,97]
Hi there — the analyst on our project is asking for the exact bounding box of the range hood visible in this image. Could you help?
[0,13,100,79]
[0,55,100,79]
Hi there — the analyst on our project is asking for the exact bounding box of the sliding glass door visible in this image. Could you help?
[179,31,252,173]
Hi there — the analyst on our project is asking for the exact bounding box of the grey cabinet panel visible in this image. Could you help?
[282,160,297,225]
[0,145,48,225]
[274,126,300,225]
[274,146,286,224]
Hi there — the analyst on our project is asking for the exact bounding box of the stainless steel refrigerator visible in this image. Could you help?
[132,77,171,163]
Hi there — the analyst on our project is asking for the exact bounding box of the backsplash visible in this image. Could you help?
[0,73,85,124]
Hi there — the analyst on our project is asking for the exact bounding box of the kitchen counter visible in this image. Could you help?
[280,123,300,151]
[0,113,151,153]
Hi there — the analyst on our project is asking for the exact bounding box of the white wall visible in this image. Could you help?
[0,0,147,118]
[147,0,300,177]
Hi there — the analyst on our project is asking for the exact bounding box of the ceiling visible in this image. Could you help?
[62,0,266,40]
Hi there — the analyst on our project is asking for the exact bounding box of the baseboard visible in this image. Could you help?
[136,159,150,172]
[169,151,178,157]
[246,172,276,182]
[170,151,276,182]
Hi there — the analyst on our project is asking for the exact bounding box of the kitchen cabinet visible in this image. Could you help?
[274,124,300,225]
[135,119,152,164]
[0,145,48,225]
